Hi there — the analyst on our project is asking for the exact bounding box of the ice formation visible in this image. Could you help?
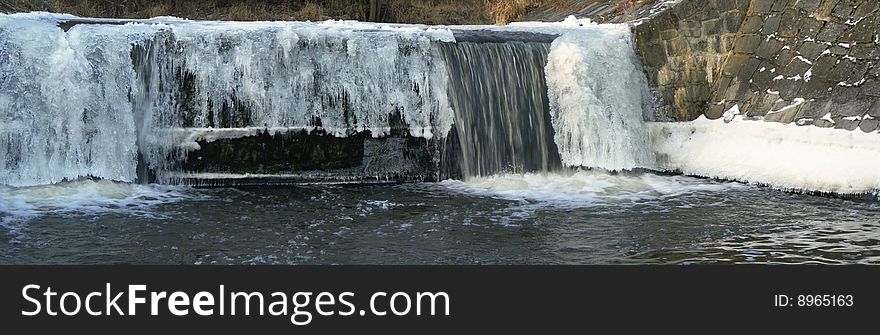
[8,13,875,196]
[544,26,656,171]
[3,13,657,186]
[0,15,157,186]
[0,14,457,186]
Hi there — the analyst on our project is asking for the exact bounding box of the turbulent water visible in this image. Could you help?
[2,172,879,264]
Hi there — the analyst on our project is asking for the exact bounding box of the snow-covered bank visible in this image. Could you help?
[650,116,880,194]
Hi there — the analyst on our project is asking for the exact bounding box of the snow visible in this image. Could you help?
[820,113,836,124]
[794,55,813,65]
[767,98,804,115]
[544,25,655,171]
[650,116,880,194]
[837,78,866,87]
[722,104,740,123]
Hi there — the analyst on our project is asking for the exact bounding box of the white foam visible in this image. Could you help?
[440,171,747,208]
[0,180,196,228]
[650,116,880,194]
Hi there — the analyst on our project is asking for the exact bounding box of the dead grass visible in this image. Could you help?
[1,0,492,24]
[486,0,552,24]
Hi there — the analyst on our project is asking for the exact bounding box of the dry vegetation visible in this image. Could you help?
[0,0,502,24]
[485,0,552,24]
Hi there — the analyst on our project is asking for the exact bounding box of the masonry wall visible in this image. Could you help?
[633,0,751,121]
[708,0,880,132]
[633,0,880,130]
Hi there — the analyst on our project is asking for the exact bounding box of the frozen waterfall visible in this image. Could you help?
[0,13,656,186]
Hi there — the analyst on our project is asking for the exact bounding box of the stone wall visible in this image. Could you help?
[707,0,880,132]
[632,0,880,129]
[632,0,751,121]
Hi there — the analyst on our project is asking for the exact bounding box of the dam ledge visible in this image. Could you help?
[163,116,880,197]
[2,11,879,198]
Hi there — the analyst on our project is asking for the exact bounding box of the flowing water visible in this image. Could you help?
[2,172,879,265]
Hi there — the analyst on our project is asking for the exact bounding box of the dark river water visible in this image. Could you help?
[1,171,878,264]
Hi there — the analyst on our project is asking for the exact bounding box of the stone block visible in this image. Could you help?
[706,103,725,119]
[870,100,880,117]
[740,57,764,80]
[832,58,870,82]
[749,0,774,14]
[750,63,776,90]
[797,41,828,60]
[796,0,823,12]
[660,28,679,40]
[853,2,880,18]
[723,54,751,76]
[771,77,805,100]
[838,98,873,116]
[686,84,712,102]
[815,0,839,21]
[749,92,781,115]
[702,17,723,35]
[664,38,684,54]
[773,46,797,67]
[860,78,880,97]
[711,75,733,101]
[779,56,812,77]
[798,78,833,99]
[831,0,856,20]
[771,0,794,12]
[765,99,803,123]
[641,43,668,68]
[814,117,836,127]
[741,16,765,34]
[859,117,879,132]
[811,54,839,78]
[684,20,703,37]
[816,21,848,41]
[762,14,782,34]
[830,86,861,104]
[796,99,831,118]
[840,16,878,44]
[834,117,861,130]
[848,45,880,60]
[828,45,849,55]
[798,17,825,38]
[756,37,785,59]
[777,9,801,37]
[723,10,745,32]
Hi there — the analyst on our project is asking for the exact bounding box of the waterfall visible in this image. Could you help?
[544,27,655,171]
[438,40,561,178]
[0,14,655,187]
[0,15,153,187]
